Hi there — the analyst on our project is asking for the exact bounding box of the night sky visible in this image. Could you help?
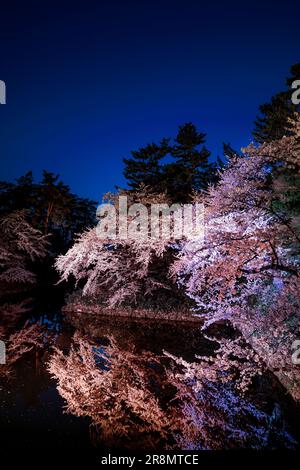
[0,0,299,203]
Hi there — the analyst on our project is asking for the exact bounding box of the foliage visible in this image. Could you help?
[123,122,221,202]
[57,117,300,384]
[0,211,48,287]
[0,170,96,254]
[253,62,300,143]
[55,188,187,309]
[172,117,300,395]
[174,116,300,318]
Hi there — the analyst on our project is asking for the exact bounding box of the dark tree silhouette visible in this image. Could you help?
[123,138,170,192]
[253,62,300,143]
[123,123,222,202]
[0,171,96,255]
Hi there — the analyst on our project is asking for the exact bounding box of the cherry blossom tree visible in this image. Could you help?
[0,211,49,358]
[0,210,48,287]
[172,115,300,397]
[54,115,300,402]
[55,188,186,310]
[173,115,300,322]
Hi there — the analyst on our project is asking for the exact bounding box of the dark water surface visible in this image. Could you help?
[1,299,300,452]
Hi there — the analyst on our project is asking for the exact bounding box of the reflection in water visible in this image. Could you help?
[0,308,299,450]
[49,328,297,450]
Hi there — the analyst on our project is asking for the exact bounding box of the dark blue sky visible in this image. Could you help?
[0,0,299,202]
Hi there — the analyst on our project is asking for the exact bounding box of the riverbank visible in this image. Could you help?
[62,303,203,324]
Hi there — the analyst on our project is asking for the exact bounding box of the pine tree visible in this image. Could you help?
[222,142,240,160]
[253,62,300,143]
[123,138,170,191]
[165,122,215,201]
[123,123,219,203]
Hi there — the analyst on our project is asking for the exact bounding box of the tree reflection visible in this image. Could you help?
[48,332,296,450]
